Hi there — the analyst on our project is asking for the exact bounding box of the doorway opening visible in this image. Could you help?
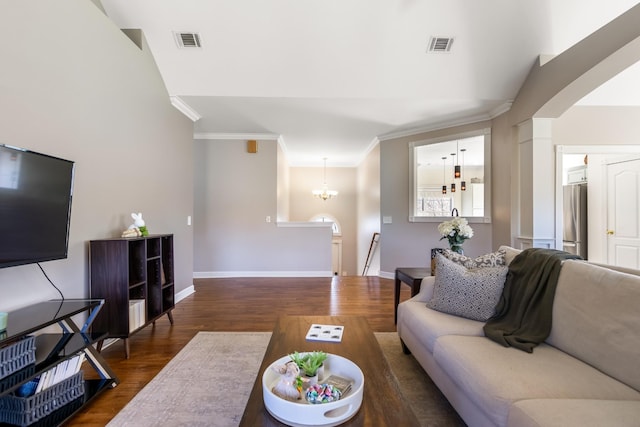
[556,145,640,266]
[309,214,343,275]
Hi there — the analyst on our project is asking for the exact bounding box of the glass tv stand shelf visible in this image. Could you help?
[0,299,119,426]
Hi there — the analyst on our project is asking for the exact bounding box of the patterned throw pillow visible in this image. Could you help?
[442,248,507,269]
[426,254,508,321]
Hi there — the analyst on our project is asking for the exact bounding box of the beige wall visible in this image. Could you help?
[357,145,381,276]
[277,142,290,222]
[553,106,640,144]
[0,0,194,310]
[489,112,518,249]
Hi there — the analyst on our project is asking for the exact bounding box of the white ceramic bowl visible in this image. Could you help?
[262,353,364,427]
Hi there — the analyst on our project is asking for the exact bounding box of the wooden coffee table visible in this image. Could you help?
[240,315,420,426]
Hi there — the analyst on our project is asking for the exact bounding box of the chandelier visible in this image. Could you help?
[312,158,338,200]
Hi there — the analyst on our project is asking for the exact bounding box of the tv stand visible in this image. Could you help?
[0,299,118,425]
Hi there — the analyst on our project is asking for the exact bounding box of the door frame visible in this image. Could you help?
[555,145,640,262]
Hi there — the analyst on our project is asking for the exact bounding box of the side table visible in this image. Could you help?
[394,268,430,324]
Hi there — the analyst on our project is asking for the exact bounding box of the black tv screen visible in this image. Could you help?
[0,144,75,269]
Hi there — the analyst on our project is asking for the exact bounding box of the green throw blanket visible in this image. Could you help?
[483,248,582,353]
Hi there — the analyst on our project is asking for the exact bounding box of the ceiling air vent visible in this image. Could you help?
[174,32,202,48]
[427,37,454,53]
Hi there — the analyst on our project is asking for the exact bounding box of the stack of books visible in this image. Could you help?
[323,374,355,397]
[129,299,146,332]
[15,353,85,398]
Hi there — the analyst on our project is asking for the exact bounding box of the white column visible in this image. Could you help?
[515,118,556,249]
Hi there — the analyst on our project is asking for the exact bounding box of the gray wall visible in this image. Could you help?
[0,0,194,310]
[193,139,333,276]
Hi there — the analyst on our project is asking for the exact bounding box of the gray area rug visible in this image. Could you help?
[107,332,465,427]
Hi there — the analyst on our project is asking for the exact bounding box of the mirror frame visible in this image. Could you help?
[409,127,492,223]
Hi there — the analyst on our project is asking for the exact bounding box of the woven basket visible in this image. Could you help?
[0,336,36,381]
[0,371,85,426]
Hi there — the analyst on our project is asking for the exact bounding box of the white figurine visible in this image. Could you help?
[271,361,301,401]
[127,212,149,236]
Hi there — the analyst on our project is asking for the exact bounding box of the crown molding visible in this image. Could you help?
[355,137,381,166]
[378,114,490,141]
[277,135,289,158]
[169,96,201,122]
[377,103,512,142]
[489,102,513,118]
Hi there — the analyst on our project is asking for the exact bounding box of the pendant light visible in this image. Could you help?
[312,158,339,200]
[454,141,461,178]
[450,153,456,192]
[441,157,447,194]
[460,148,467,191]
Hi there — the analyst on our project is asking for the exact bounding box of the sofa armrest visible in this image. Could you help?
[409,276,435,303]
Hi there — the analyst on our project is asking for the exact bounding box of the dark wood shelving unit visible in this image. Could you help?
[89,234,175,358]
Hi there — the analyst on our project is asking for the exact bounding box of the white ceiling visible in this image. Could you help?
[101,0,640,167]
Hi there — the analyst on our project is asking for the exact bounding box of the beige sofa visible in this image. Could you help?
[397,247,640,426]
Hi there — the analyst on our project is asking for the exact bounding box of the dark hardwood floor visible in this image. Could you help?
[70,275,413,426]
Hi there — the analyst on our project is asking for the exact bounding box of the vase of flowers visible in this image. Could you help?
[438,217,473,254]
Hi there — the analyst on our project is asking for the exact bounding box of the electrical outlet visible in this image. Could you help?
[265,216,271,223]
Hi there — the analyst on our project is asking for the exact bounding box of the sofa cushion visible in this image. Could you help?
[498,245,522,265]
[548,260,640,390]
[442,248,506,269]
[397,299,485,353]
[433,335,640,427]
[508,399,640,427]
[427,254,508,321]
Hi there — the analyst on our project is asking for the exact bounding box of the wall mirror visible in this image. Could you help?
[409,128,491,223]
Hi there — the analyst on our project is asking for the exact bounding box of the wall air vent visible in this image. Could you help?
[174,32,202,48]
[427,37,454,53]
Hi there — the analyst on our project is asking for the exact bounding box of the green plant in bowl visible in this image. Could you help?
[289,351,327,377]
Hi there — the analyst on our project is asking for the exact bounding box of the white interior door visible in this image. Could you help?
[606,157,640,268]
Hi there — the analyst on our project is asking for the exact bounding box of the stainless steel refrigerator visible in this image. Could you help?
[562,183,588,259]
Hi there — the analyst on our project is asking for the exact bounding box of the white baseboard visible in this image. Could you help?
[193,271,333,278]
[175,284,195,302]
[379,271,395,280]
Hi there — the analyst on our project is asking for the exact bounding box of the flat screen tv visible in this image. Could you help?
[0,144,75,269]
